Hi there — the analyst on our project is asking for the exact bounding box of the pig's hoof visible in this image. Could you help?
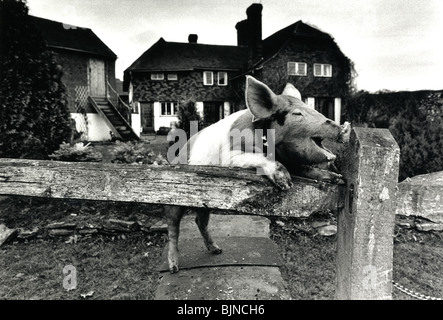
[331,173,344,184]
[207,243,223,254]
[169,265,179,274]
[272,163,293,190]
[168,253,179,273]
[211,247,223,255]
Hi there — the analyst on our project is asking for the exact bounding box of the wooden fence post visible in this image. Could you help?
[336,127,400,299]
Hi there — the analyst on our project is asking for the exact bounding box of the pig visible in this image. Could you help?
[165,75,350,273]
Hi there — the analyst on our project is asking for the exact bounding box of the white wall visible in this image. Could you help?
[71,113,113,141]
[153,102,179,132]
[334,98,342,124]
[87,114,114,141]
[195,101,204,118]
[306,97,315,109]
[223,102,231,118]
[131,112,141,137]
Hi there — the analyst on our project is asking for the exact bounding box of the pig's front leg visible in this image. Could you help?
[230,153,293,190]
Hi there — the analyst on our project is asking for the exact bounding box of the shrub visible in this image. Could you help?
[177,100,203,139]
[389,94,443,181]
[49,142,102,162]
[111,141,168,165]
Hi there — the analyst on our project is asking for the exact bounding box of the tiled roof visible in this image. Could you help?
[29,16,117,59]
[263,20,332,60]
[126,38,248,72]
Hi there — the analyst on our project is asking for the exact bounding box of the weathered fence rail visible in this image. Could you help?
[0,158,344,218]
[1,127,441,299]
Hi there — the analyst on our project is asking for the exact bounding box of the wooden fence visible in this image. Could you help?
[0,127,441,299]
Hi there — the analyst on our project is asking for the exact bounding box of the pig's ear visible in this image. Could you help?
[245,76,278,121]
[282,83,302,100]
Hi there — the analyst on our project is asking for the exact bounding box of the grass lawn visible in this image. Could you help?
[270,216,443,300]
[0,197,167,300]
[0,232,165,300]
[1,197,442,300]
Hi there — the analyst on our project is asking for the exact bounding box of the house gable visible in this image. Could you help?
[29,16,117,59]
[258,21,352,98]
[30,16,118,113]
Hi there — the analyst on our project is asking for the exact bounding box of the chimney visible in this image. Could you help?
[235,20,249,46]
[246,3,262,49]
[188,34,198,43]
[235,3,263,63]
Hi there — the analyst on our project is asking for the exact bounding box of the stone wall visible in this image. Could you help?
[132,70,240,104]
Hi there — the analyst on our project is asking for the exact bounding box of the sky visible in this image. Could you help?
[26,0,443,92]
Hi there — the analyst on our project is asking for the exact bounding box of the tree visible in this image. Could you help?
[0,0,72,159]
[176,100,203,139]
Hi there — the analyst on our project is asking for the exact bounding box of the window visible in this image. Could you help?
[168,73,178,81]
[313,64,332,77]
[287,62,307,76]
[151,73,164,80]
[203,71,214,85]
[161,102,177,116]
[217,72,228,86]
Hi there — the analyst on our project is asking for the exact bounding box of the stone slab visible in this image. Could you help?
[396,171,443,223]
[155,266,291,300]
[0,224,17,247]
[179,214,270,240]
[158,237,283,272]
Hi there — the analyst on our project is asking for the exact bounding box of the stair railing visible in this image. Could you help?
[87,96,123,140]
[107,81,132,117]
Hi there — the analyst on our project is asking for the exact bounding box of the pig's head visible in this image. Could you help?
[245,76,350,171]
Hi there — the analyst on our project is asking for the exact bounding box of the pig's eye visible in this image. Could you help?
[292,111,303,116]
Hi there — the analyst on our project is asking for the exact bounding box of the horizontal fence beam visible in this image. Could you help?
[396,171,443,224]
[1,158,439,219]
[0,159,344,217]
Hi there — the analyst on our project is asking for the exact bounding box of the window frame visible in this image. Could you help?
[287,62,307,76]
[160,102,178,116]
[151,73,165,80]
[217,72,228,86]
[167,73,178,81]
[313,63,332,77]
[203,71,214,86]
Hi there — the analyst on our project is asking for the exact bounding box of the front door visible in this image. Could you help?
[315,98,335,120]
[203,102,224,126]
[141,102,155,133]
[89,58,106,97]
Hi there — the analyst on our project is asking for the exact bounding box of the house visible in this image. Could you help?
[124,3,353,134]
[124,36,248,133]
[30,16,138,141]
